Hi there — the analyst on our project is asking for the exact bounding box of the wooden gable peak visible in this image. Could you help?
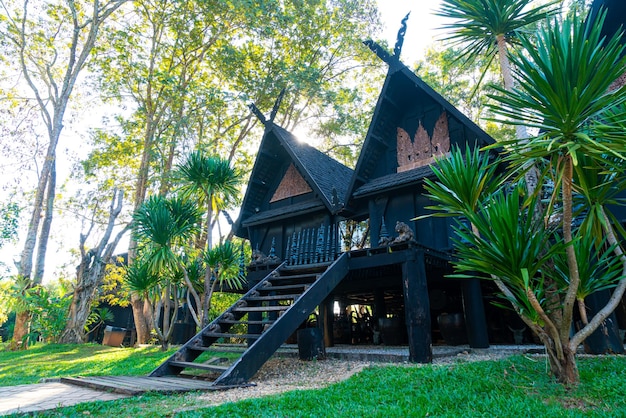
[270,163,313,203]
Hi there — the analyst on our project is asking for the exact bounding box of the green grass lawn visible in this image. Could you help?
[2,344,626,417]
[0,343,177,386]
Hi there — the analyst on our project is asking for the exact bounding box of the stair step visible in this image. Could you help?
[280,262,331,273]
[268,273,319,281]
[246,294,302,301]
[218,319,275,325]
[232,305,291,312]
[257,283,309,291]
[169,360,229,373]
[203,332,261,339]
[188,344,246,353]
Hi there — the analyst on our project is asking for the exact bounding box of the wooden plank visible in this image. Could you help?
[257,284,307,291]
[61,375,248,394]
[232,305,290,312]
[268,273,318,281]
[60,377,142,395]
[202,332,261,339]
[219,319,275,325]
[246,294,301,301]
[169,361,229,372]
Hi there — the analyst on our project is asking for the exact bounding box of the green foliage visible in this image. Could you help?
[0,279,12,327]
[85,307,114,335]
[490,13,626,162]
[0,202,19,249]
[424,145,503,217]
[98,260,131,308]
[8,279,73,344]
[176,151,242,215]
[205,241,245,291]
[208,292,240,321]
[133,195,202,274]
[436,0,560,66]
[427,10,626,384]
[551,233,623,300]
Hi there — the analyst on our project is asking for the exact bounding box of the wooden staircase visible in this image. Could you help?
[149,252,349,386]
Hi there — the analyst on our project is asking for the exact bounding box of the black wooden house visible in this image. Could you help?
[149,20,521,385]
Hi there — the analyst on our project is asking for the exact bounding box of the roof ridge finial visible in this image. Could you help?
[393,12,410,60]
[248,102,267,125]
[269,88,286,124]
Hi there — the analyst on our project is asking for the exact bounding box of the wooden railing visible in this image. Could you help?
[285,223,342,266]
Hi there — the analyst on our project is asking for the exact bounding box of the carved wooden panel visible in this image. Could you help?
[397,111,450,172]
[270,163,312,203]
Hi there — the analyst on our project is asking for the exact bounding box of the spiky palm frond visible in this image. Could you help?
[451,186,564,284]
[550,232,623,299]
[489,12,626,163]
[204,241,244,291]
[422,145,505,218]
[133,195,201,247]
[435,0,559,65]
[124,258,160,295]
[176,150,242,206]
[132,195,201,274]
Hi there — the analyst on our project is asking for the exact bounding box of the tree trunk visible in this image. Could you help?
[60,260,100,344]
[202,202,214,327]
[496,34,540,197]
[11,311,32,349]
[59,190,126,344]
[130,294,151,345]
[544,339,579,385]
[34,160,56,283]
[8,0,128,348]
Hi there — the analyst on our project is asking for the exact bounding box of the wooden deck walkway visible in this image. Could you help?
[60,376,251,395]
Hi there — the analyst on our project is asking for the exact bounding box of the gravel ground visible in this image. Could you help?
[185,347,525,409]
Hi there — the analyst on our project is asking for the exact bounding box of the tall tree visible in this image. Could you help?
[435,0,559,194]
[91,0,264,343]
[87,0,381,342]
[425,12,626,385]
[0,0,128,346]
[58,189,128,344]
[130,195,201,349]
[176,151,242,326]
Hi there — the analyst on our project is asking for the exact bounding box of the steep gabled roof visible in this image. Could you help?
[273,125,353,209]
[346,47,495,203]
[234,122,353,237]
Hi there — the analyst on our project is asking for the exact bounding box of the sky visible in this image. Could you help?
[374,0,445,64]
[0,1,447,283]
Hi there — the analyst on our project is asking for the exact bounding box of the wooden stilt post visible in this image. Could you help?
[462,278,489,349]
[402,248,432,363]
[321,295,334,347]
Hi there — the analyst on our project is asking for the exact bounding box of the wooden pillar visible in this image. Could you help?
[321,296,335,347]
[461,279,489,348]
[402,249,432,363]
[373,288,386,322]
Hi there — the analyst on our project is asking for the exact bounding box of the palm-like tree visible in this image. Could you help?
[203,241,245,319]
[426,12,626,385]
[436,0,559,194]
[176,151,241,250]
[436,0,558,91]
[176,150,242,325]
[130,195,202,347]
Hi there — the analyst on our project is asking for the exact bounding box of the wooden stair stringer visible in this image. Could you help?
[149,262,287,378]
[212,252,350,386]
